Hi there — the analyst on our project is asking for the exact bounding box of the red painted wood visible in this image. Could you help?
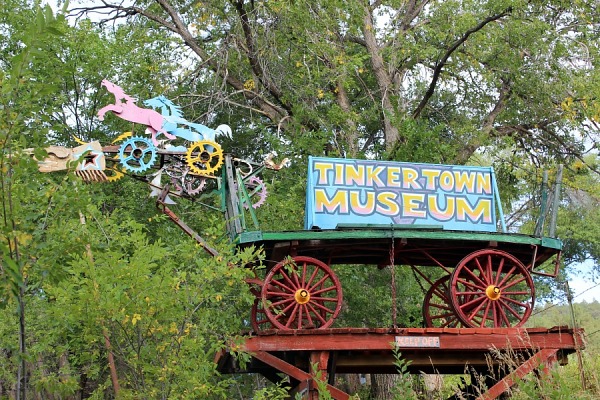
[478,349,559,400]
[251,351,350,400]
[243,327,579,353]
[216,327,583,400]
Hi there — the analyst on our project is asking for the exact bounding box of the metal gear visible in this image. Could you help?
[243,176,268,209]
[233,158,253,177]
[185,140,223,175]
[118,136,157,173]
[105,132,133,181]
[183,172,207,196]
[105,158,125,182]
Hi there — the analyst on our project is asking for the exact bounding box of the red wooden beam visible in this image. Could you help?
[251,351,350,400]
[477,348,559,400]
[243,327,579,353]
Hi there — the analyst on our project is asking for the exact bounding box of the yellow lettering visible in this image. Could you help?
[402,193,426,218]
[335,163,344,185]
[476,173,492,194]
[345,164,365,186]
[427,195,455,221]
[349,191,376,215]
[454,171,476,193]
[402,167,421,189]
[456,198,492,223]
[387,167,401,187]
[376,192,400,216]
[421,169,440,189]
[439,171,454,191]
[366,165,385,187]
[314,162,333,185]
[315,189,349,214]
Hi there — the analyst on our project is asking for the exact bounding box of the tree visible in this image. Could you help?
[0,2,259,398]
[69,0,600,163]
[0,3,69,397]
[62,2,600,397]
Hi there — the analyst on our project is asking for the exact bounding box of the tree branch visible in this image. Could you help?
[232,0,290,113]
[71,0,290,126]
[412,8,512,119]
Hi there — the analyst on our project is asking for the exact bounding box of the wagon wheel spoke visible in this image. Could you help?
[269,297,296,307]
[500,276,527,291]
[462,268,487,287]
[278,267,299,291]
[306,266,320,289]
[274,301,297,319]
[308,274,330,293]
[261,256,342,331]
[457,277,487,291]
[270,278,296,294]
[466,297,488,321]
[301,262,308,287]
[310,301,336,315]
[423,275,465,328]
[311,286,337,296]
[251,298,276,333]
[480,301,492,327]
[473,257,488,282]
[501,295,531,309]
[458,294,486,312]
[493,258,506,286]
[302,304,315,327]
[289,262,302,288]
[498,298,527,321]
[307,303,329,325]
[450,249,534,328]
[284,303,300,329]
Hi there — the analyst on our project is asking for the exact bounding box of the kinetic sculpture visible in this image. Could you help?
[37,80,563,334]
[38,80,273,203]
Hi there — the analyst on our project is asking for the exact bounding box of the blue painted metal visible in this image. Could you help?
[144,95,218,144]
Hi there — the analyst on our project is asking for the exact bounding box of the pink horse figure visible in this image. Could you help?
[97,79,175,145]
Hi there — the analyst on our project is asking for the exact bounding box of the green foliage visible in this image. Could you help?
[391,347,418,400]
[1,0,600,399]
[336,266,423,328]
[0,210,261,398]
[251,379,290,400]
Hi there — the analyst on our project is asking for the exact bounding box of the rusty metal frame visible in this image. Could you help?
[156,185,220,257]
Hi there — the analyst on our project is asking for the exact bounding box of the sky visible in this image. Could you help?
[568,262,599,303]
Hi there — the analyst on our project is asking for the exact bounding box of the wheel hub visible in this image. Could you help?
[485,285,501,300]
[294,289,310,304]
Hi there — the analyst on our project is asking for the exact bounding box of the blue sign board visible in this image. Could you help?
[305,157,503,232]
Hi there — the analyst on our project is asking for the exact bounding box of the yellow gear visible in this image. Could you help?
[112,131,133,144]
[105,158,125,182]
[185,140,224,175]
[105,132,133,181]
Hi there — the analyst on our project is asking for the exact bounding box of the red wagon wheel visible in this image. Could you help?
[450,249,535,328]
[261,256,343,331]
[251,298,275,332]
[423,275,464,328]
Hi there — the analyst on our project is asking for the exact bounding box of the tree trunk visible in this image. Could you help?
[361,4,401,150]
[370,374,398,400]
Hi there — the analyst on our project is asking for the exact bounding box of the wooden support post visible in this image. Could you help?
[308,351,330,399]
[224,154,243,237]
[251,351,350,400]
[478,348,559,400]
